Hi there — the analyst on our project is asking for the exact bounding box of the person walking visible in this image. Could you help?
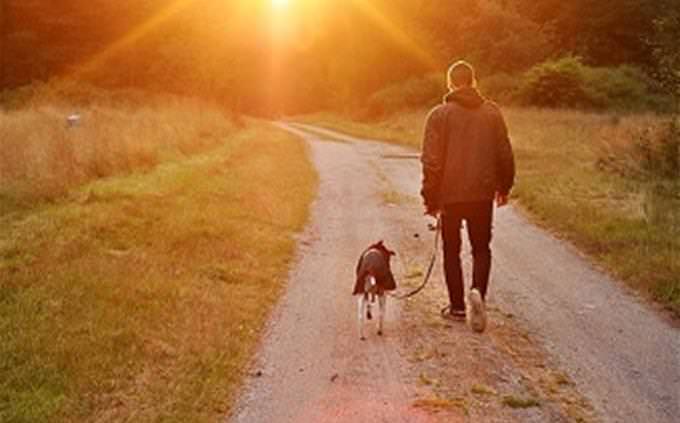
[420,60,515,324]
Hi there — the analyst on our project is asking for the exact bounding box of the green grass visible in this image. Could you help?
[0,123,316,422]
[298,109,680,314]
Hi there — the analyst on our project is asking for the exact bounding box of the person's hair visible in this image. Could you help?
[447,60,476,89]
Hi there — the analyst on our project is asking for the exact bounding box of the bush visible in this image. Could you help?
[365,74,445,118]
[479,72,517,104]
[518,56,594,108]
[519,56,666,111]
[583,65,659,111]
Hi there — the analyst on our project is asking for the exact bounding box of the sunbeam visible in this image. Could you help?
[348,0,440,71]
[71,0,197,78]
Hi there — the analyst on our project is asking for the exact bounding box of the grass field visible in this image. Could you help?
[1,95,316,421]
[0,91,241,200]
[297,109,680,314]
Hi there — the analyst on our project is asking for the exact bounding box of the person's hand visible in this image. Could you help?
[496,192,509,207]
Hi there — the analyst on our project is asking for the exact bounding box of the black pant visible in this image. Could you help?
[441,201,493,311]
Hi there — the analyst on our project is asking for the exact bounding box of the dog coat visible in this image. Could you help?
[353,241,397,295]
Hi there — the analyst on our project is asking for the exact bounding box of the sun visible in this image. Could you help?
[272,0,290,9]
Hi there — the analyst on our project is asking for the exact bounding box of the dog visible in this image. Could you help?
[353,241,397,340]
[466,288,487,333]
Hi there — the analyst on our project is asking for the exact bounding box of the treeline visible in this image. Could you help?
[0,0,677,114]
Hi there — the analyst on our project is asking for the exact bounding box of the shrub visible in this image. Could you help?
[518,56,593,108]
[365,74,445,118]
[479,72,517,103]
[583,65,658,111]
[519,57,665,111]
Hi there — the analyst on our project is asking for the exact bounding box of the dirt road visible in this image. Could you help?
[229,124,680,423]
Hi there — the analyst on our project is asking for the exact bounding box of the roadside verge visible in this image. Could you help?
[0,122,317,422]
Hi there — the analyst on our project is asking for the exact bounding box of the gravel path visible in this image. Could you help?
[229,123,434,422]
[229,123,680,423]
[492,211,680,423]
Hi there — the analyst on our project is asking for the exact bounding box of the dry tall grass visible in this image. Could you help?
[1,85,236,199]
[298,108,680,313]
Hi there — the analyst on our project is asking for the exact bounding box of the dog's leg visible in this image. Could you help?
[366,276,376,321]
[377,294,386,336]
[358,295,366,340]
[366,299,372,321]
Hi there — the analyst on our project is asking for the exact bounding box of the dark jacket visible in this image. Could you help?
[421,87,515,209]
[352,241,397,295]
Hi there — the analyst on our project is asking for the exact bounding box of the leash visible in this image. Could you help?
[389,214,442,300]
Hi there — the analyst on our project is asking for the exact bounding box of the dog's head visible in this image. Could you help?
[369,240,396,261]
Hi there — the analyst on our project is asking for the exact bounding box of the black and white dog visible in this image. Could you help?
[353,241,397,340]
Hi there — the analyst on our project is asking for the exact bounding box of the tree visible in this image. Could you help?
[1,0,674,114]
[510,0,658,67]
[651,3,680,110]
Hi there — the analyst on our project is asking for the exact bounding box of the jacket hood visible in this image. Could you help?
[444,87,485,109]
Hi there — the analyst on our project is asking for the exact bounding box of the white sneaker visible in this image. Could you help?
[467,289,487,333]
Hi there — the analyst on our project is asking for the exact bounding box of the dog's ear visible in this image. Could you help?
[379,241,396,256]
[369,240,383,251]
